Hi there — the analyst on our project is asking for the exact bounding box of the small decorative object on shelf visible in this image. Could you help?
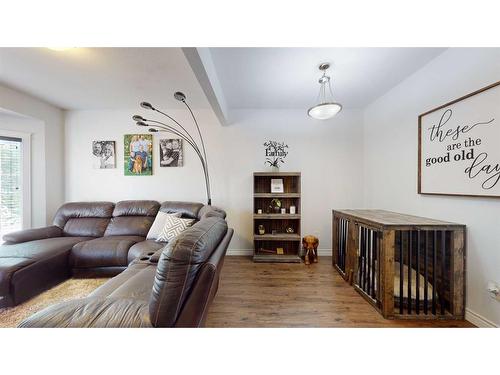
[264,140,289,171]
[258,225,265,235]
[257,209,263,214]
[253,172,301,263]
[302,235,319,265]
[270,198,282,213]
[271,178,284,193]
[290,206,296,214]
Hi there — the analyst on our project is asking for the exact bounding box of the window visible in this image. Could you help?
[0,132,30,240]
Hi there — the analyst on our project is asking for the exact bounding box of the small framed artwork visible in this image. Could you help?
[160,139,183,167]
[124,134,153,176]
[92,141,116,169]
[418,81,500,197]
[271,178,284,193]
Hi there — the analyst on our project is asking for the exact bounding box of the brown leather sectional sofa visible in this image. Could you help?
[0,200,233,327]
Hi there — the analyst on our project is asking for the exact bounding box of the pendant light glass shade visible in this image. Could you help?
[308,102,342,120]
[308,63,342,120]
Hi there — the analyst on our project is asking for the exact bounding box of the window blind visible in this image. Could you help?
[0,136,23,239]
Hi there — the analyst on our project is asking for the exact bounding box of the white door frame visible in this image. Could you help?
[0,129,32,229]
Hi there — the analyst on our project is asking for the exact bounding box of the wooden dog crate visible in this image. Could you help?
[332,209,466,320]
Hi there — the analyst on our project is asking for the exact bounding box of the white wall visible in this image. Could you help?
[65,108,364,253]
[363,48,500,327]
[0,84,65,225]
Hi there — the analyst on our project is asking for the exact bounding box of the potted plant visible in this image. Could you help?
[269,198,282,214]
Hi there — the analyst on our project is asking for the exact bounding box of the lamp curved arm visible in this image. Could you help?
[145,120,203,157]
[152,108,198,148]
[182,101,211,201]
[150,127,211,205]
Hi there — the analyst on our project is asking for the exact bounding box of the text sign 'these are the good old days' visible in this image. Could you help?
[419,82,500,198]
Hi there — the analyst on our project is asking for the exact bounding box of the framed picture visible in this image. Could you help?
[124,134,153,176]
[92,141,116,169]
[159,139,183,167]
[418,81,500,198]
[271,178,284,193]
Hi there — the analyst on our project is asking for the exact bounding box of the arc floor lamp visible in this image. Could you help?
[133,92,212,205]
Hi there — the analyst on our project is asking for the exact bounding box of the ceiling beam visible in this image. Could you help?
[182,47,229,126]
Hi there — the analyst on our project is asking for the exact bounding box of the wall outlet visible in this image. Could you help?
[487,281,500,302]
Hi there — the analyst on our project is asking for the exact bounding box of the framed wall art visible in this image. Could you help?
[92,141,116,169]
[418,81,500,198]
[124,134,153,176]
[159,138,183,167]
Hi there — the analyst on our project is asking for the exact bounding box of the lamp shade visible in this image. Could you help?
[307,102,342,120]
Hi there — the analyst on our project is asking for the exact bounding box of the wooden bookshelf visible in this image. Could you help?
[253,172,301,263]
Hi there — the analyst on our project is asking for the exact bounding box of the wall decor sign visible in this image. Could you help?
[159,138,183,167]
[418,81,500,198]
[92,141,116,169]
[124,134,153,176]
[264,140,289,169]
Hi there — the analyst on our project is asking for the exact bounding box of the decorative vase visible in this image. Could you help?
[258,225,265,235]
[271,165,279,173]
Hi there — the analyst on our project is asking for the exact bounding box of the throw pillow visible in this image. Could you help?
[146,211,182,240]
[156,215,195,242]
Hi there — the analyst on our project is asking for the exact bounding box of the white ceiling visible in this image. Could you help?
[208,47,446,109]
[0,48,210,110]
[0,47,446,112]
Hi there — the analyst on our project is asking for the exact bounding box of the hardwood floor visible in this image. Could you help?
[205,256,474,328]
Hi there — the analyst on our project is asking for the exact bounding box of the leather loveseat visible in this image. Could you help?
[0,200,233,327]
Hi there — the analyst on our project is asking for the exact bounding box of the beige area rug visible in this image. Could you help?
[0,278,109,328]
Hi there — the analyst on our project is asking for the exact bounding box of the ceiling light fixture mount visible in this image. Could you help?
[307,62,342,120]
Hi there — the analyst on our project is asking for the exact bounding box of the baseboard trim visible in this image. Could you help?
[465,308,498,328]
[227,249,253,256]
[227,249,332,256]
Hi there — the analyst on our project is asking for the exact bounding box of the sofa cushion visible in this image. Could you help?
[149,217,228,327]
[70,236,145,269]
[53,202,114,237]
[2,226,62,244]
[104,217,155,237]
[63,218,111,238]
[127,240,166,264]
[90,262,157,301]
[197,205,227,220]
[0,237,92,308]
[159,201,204,219]
[18,297,152,328]
[0,237,93,260]
[112,200,160,217]
[103,200,160,237]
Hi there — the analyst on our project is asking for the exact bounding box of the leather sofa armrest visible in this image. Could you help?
[2,226,63,244]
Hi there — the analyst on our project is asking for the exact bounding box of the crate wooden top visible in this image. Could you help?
[253,172,301,177]
[332,209,465,229]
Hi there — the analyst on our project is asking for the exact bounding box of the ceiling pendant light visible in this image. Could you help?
[307,62,342,120]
